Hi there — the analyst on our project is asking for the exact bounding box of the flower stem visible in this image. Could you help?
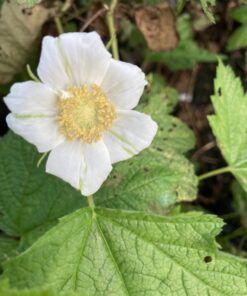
[87,195,95,208]
[54,16,64,35]
[106,0,119,60]
[198,166,231,181]
[37,152,48,168]
[26,64,40,82]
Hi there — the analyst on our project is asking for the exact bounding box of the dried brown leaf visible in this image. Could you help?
[135,3,178,52]
[0,0,58,84]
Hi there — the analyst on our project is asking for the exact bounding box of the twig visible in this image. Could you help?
[80,7,107,32]
[192,141,216,160]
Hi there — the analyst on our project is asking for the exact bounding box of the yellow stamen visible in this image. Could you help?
[58,84,116,143]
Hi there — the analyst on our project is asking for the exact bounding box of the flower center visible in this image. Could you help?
[58,84,116,143]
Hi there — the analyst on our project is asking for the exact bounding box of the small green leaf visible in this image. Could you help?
[230,5,247,24]
[145,14,221,70]
[138,74,195,153]
[199,0,216,23]
[227,25,247,51]
[95,150,198,211]
[4,208,247,295]
[0,132,86,245]
[139,74,178,115]
[208,61,247,192]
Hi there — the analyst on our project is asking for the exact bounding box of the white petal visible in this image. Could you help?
[4,81,57,115]
[46,141,83,189]
[6,114,64,153]
[37,32,111,90]
[103,110,158,163]
[81,141,112,196]
[100,59,147,110]
[46,140,112,196]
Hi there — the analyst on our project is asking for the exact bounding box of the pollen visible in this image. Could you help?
[58,84,116,143]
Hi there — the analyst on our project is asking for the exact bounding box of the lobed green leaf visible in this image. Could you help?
[0,132,85,246]
[208,61,247,192]
[3,207,247,295]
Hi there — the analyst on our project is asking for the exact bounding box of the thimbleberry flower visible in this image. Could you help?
[4,32,157,196]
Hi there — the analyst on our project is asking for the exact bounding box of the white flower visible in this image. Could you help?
[4,32,157,196]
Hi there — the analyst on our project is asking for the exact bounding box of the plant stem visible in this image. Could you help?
[106,0,119,60]
[54,16,64,35]
[87,195,95,208]
[37,152,48,168]
[198,166,231,181]
[26,64,40,82]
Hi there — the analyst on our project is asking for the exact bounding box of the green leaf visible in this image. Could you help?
[0,236,19,268]
[145,14,220,70]
[199,0,216,23]
[0,0,57,84]
[0,132,85,246]
[230,4,247,24]
[0,280,83,296]
[227,25,247,51]
[226,2,247,60]
[138,74,195,153]
[139,74,178,114]
[95,150,198,211]
[4,207,247,295]
[208,61,247,192]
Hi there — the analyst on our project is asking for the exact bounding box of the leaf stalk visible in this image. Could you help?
[198,166,231,181]
[87,195,95,208]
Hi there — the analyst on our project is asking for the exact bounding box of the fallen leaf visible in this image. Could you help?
[135,3,178,52]
[0,0,58,84]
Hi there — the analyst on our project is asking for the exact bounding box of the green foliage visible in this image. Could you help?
[199,0,216,23]
[208,61,247,192]
[0,237,19,268]
[227,5,247,51]
[95,150,197,211]
[145,14,220,70]
[138,74,195,153]
[230,4,247,24]
[227,25,247,51]
[4,207,247,295]
[0,132,86,246]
